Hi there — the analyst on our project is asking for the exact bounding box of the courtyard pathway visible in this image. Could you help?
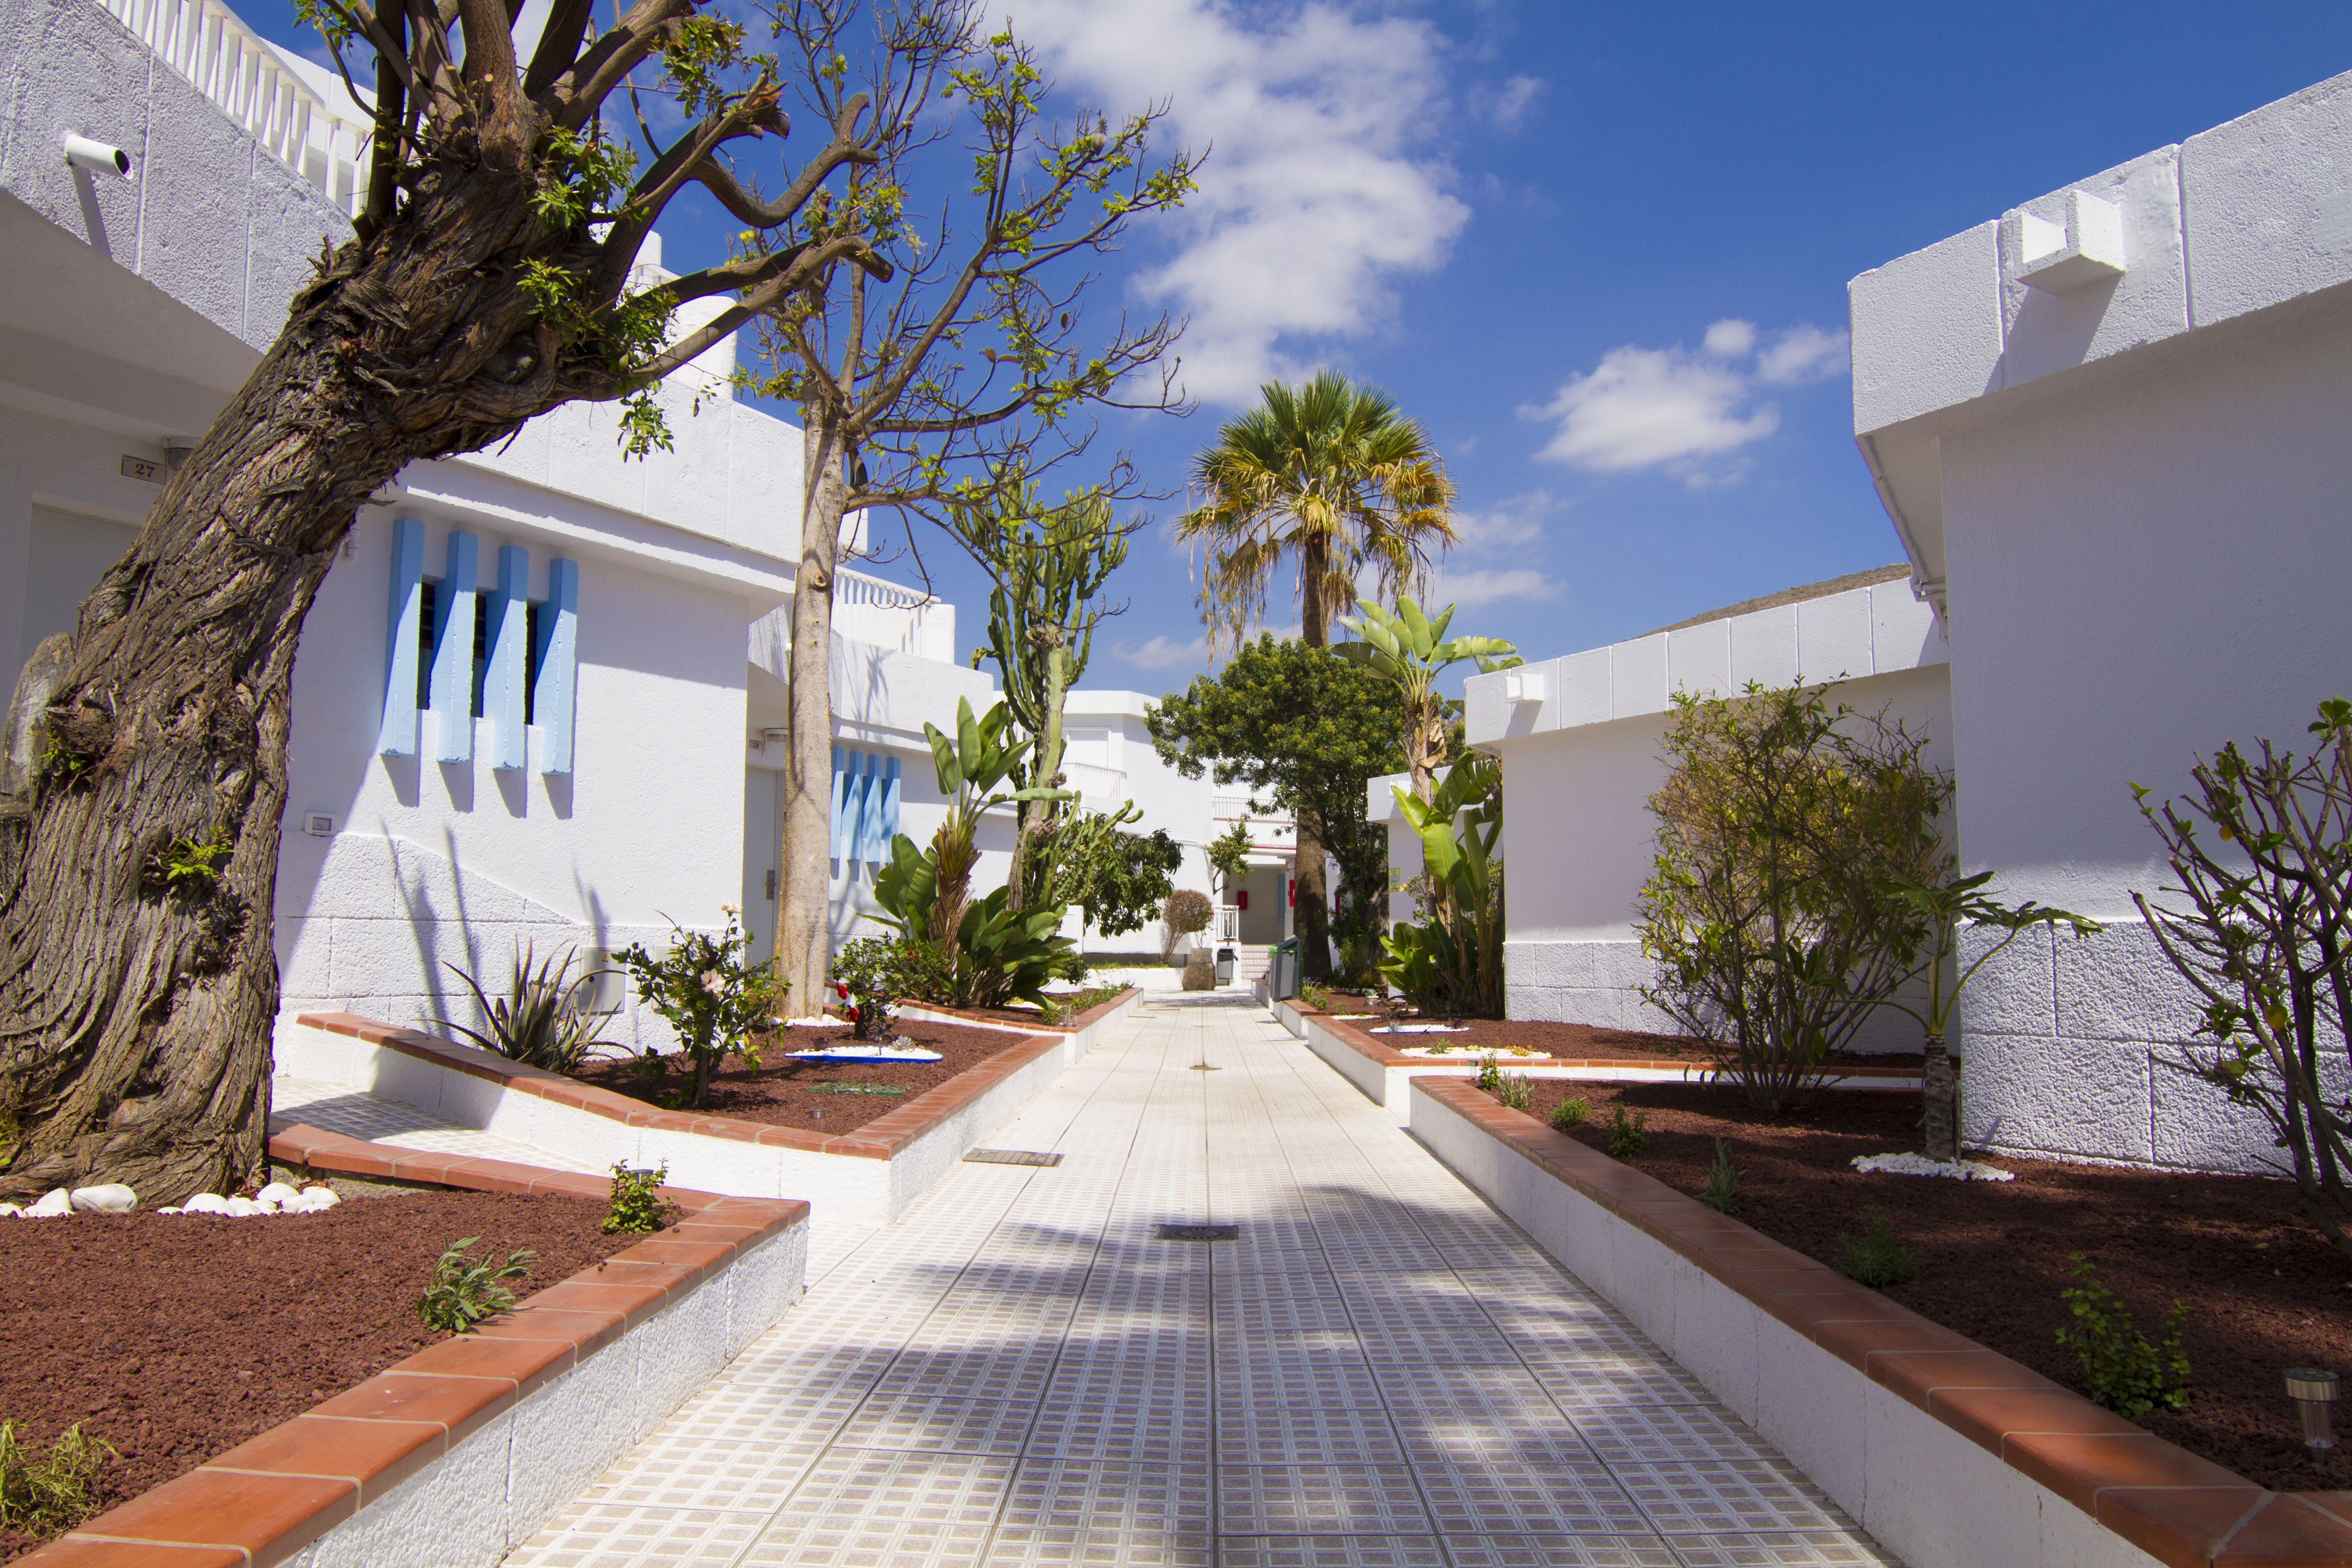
[504,993,1895,1568]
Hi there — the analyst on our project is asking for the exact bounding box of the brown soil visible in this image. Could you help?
[0,1189,640,1561]
[572,1020,1040,1134]
[1501,1076,2352,1491]
[1333,1011,1926,1071]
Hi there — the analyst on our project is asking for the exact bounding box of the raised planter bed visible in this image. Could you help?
[18,1131,805,1568]
[1270,997,1922,1116]
[271,986,1140,1225]
[1408,1075,2352,1568]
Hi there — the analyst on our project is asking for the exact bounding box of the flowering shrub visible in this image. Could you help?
[829,936,950,1041]
[613,907,784,1108]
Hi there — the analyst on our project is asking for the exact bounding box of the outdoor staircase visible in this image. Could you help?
[1230,943,1273,983]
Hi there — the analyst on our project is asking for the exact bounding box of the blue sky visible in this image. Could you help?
[253,1,2352,697]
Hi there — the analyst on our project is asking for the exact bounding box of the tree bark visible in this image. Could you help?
[0,154,618,1205]
[1288,535,1333,979]
[1920,1031,1958,1163]
[776,410,850,1016]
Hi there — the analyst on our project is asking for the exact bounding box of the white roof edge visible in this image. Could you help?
[1063,689,1153,719]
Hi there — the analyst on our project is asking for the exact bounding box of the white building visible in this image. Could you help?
[1848,68,2352,1172]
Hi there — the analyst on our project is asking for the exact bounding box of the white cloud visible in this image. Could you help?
[1449,488,1559,553]
[1424,567,1561,609]
[1702,318,1756,356]
[1008,0,1470,403]
[1113,634,1210,671]
[1525,345,1779,473]
[1488,75,1545,132]
[1522,320,1850,481]
[1756,324,1851,385]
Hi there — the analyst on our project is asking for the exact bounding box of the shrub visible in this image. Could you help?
[0,1420,114,1537]
[1550,1096,1591,1130]
[1636,682,1951,1116]
[1494,1072,1532,1111]
[1378,755,1505,1017]
[1835,1207,1921,1288]
[417,1236,534,1333]
[1474,1053,1503,1093]
[1699,1138,1743,1216]
[1161,889,1213,958]
[2056,1254,2190,1418]
[1606,1105,1649,1159]
[830,936,931,1041]
[613,907,781,1108]
[1299,982,1332,1011]
[443,942,608,1071]
[603,1161,672,1235]
[2135,699,2352,1259]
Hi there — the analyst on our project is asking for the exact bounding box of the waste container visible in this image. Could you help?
[1268,938,1300,1001]
[1215,946,1235,987]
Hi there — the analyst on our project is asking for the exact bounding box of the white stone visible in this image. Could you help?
[255,1181,303,1206]
[69,1183,137,1212]
[300,1186,341,1210]
[0,1204,18,1217]
[182,1192,231,1214]
[1851,1151,2016,1182]
[223,1196,261,1217]
[154,1207,182,1215]
[25,1188,73,1218]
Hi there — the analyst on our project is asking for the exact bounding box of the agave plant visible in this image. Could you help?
[443,944,609,1073]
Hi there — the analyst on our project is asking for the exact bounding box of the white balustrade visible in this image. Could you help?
[1215,904,1240,941]
[832,568,956,663]
[104,0,374,218]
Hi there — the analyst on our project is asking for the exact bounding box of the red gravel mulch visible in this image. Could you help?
[1503,1076,2352,1491]
[571,1019,1043,1134]
[0,1189,641,1561]
[1327,1010,1926,1071]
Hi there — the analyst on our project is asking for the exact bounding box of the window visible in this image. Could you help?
[417,578,541,719]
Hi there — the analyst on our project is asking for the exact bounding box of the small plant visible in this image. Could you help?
[0,1420,115,1537]
[1550,1096,1591,1130]
[1606,1104,1650,1159]
[417,1236,535,1333]
[1474,1053,1503,1093]
[1835,1207,1922,1288]
[1494,1072,1533,1111]
[443,943,609,1071]
[1700,1138,1743,1216]
[148,830,232,890]
[2056,1254,2191,1418]
[614,907,782,1107]
[1299,982,1333,1011]
[603,1161,672,1235]
[830,935,932,1042]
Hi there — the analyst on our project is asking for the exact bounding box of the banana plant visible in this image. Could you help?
[1379,752,1507,1016]
[1336,596,1521,801]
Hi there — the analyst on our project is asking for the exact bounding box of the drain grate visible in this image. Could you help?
[963,1148,1064,1167]
[1156,1223,1239,1242]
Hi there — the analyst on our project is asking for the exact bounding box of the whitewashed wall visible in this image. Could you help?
[1854,67,2352,1171]
[1466,581,1952,1048]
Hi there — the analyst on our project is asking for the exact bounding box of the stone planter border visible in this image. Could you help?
[22,1139,808,1568]
[273,986,1139,1224]
[1408,1074,2352,1568]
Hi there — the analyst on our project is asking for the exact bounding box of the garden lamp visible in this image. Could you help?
[2285,1368,2340,1452]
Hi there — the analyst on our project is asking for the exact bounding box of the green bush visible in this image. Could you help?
[1606,1105,1649,1159]
[2056,1254,2190,1418]
[1299,982,1332,1011]
[1494,1072,1533,1111]
[418,1236,534,1333]
[1161,889,1213,958]
[1378,755,1506,1017]
[1699,1138,1743,1216]
[1549,1096,1591,1130]
[1474,1053,1503,1093]
[0,1420,114,1538]
[829,936,935,1041]
[613,908,782,1108]
[442,942,608,1071]
[603,1161,672,1235]
[1835,1207,1921,1288]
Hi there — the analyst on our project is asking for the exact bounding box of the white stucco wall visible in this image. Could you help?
[1059,689,1220,954]
[1467,581,1952,1046]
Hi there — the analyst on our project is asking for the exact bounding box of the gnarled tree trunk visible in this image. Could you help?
[0,158,614,1205]
[775,411,851,1015]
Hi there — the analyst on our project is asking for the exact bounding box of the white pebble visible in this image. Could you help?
[182,1193,231,1214]
[255,1182,302,1206]
[24,1189,73,1218]
[70,1184,137,1213]
[154,1207,182,1216]
[299,1186,339,1210]
[1850,1151,2016,1182]
[223,1196,261,1217]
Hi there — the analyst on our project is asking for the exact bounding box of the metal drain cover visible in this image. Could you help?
[1156,1223,1239,1242]
[963,1149,1064,1167]
[1188,1064,1222,1071]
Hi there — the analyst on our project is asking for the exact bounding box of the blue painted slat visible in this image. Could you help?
[861,754,900,861]
[849,752,879,864]
[485,545,529,771]
[428,531,478,763]
[533,558,579,774]
[377,517,424,756]
[829,745,850,858]
[881,755,902,845]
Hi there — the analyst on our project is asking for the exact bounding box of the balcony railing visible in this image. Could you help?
[1215,904,1240,941]
[832,568,956,664]
[105,0,374,218]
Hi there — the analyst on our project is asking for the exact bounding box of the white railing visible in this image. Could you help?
[1215,904,1240,941]
[1212,795,1250,820]
[832,568,956,664]
[104,0,374,218]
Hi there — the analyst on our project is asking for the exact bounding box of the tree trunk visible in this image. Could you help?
[0,157,596,1204]
[1289,535,1333,978]
[1009,633,1066,909]
[1920,1031,1958,1162]
[777,410,851,1016]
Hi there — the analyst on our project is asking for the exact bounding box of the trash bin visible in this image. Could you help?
[1269,938,1300,1001]
[1215,946,1235,987]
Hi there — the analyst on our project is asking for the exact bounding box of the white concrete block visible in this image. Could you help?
[504,1330,639,1541]
[2182,69,2352,330]
[1752,1326,1864,1514]
[1669,1270,1758,1424]
[1850,222,2006,434]
[2148,1060,2291,1175]
[1966,1034,2154,1163]
[1610,634,1669,718]
[2000,148,2189,387]
[1869,582,1946,671]
[1665,618,1732,701]
[1552,647,1614,729]
[2052,920,2206,1044]
[276,916,332,997]
[1728,602,1801,690]
[304,1408,512,1568]
[1860,1379,2044,1568]
[1959,921,2056,1037]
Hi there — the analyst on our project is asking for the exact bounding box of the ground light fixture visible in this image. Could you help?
[2286,1367,2340,1453]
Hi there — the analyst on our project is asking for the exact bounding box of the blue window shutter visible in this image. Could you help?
[829,746,851,858]
[852,752,882,863]
[484,545,529,771]
[862,755,900,861]
[428,531,478,762]
[882,755,902,844]
[533,557,579,774]
[377,517,424,756]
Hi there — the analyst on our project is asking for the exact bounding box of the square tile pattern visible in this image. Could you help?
[503,998,1901,1568]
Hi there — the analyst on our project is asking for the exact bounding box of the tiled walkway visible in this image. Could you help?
[505,994,1896,1568]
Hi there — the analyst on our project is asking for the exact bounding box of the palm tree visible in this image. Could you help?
[1177,373,1455,980]
[1179,371,1456,651]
